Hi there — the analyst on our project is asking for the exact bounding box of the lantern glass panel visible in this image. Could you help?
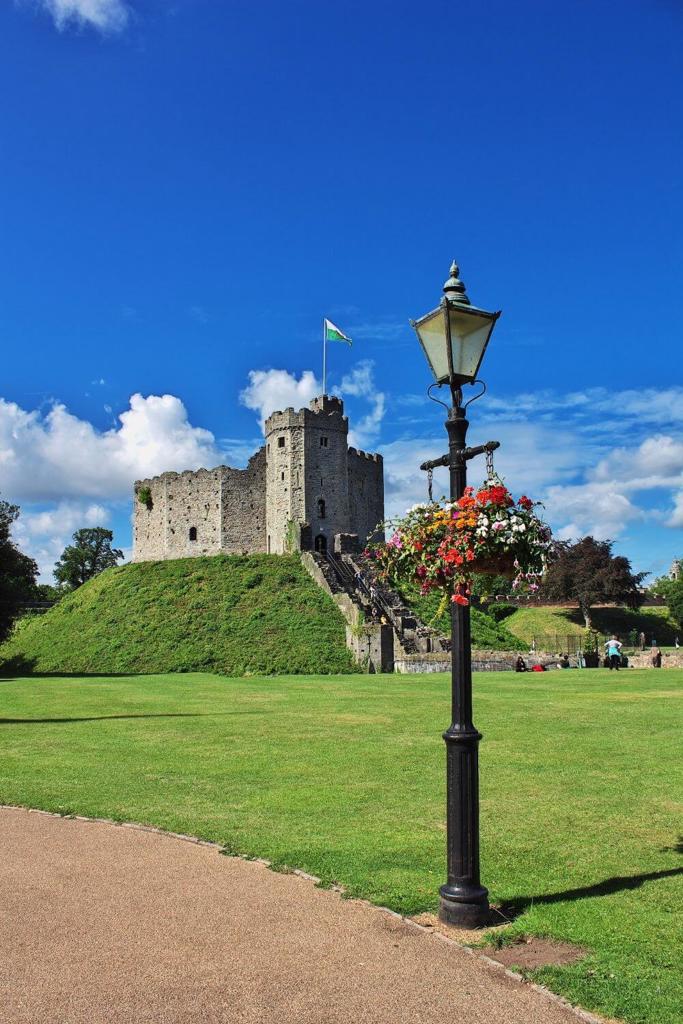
[447,306,497,382]
[414,307,450,382]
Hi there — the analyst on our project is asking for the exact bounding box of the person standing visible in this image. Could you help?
[651,646,662,668]
[605,635,622,671]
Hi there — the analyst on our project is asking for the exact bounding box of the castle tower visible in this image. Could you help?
[264,395,351,554]
[133,393,383,563]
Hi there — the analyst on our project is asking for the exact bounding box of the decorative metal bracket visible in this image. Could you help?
[420,440,500,474]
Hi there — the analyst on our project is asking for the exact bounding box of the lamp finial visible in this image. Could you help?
[443,260,470,305]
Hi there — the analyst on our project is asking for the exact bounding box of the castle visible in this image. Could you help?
[132,395,384,562]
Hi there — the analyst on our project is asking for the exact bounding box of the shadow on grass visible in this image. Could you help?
[0,667,208,679]
[0,712,264,725]
[501,866,683,916]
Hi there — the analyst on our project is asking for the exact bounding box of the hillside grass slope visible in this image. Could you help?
[0,555,357,676]
[504,604,678,645]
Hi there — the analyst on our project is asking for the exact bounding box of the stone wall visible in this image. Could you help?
[626,651,683,669]
[133,475,168,561]
[221,449,267,553]
[347,447,384,546]
[303,397,350,554]
[133,469,224,562]
[265,395,371,555]
[264,408,311,554]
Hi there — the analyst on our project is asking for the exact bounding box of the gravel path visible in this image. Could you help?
[0,807,593,1024]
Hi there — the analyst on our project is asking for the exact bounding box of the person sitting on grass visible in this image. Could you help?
[515,655,527,672]
[651,646,662,668]
[557,653,571,669]
[604,635,622,671]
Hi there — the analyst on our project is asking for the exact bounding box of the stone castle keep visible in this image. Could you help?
[133,395,384,562]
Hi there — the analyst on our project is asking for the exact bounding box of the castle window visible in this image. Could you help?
[314,534,327,553]
[281,472,285,481]
[278,436,285,448]
[320,436,328,448]
[189,527,197,541]
[317,499,326,519]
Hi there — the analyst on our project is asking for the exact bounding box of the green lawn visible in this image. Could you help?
[0,669,681,1024]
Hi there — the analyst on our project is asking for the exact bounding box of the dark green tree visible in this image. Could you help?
[540,536,645,629]
[0,497,39,643]
[667,581,683,629]
[34,582,62,603]
[54,528,123,590]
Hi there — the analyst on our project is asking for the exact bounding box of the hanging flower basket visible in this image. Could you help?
[471,553,518,577]
[366,480,552,606]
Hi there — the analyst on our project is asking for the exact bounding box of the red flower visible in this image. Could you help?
[518,495,533,510]
[451,592,469,606]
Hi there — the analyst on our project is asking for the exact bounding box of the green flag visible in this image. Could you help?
[324,318,352,345]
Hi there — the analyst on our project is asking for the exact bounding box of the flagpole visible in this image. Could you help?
[322,319,327,396]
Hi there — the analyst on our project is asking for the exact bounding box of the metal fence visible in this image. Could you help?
[530,634,586,655]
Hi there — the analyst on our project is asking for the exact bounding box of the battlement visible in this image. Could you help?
[348,447,383,463]
[134,450,266,491]
[309,394,344,415]
[265,394,348,436]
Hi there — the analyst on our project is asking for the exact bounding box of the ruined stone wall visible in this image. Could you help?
[133,475,169,562]
[221,448,267,553]
[347,448,384,546]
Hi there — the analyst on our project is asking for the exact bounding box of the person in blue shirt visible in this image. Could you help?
[605,635,622,670]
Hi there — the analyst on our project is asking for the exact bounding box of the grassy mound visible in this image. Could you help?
[504,604,678,646]
[0,555,357,676]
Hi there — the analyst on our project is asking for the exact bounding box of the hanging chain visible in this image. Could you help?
[486,446,495,483]
[427,467,433,502]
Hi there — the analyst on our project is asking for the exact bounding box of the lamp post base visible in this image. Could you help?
[438,883,491,929]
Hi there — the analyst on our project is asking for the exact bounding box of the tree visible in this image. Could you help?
[0,497,39,643]
[649,570,681,603]
[667,581,683,629]
[540,536,645,629]
[54,528,123,590]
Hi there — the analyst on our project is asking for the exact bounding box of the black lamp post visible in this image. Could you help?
[411,261,501,929]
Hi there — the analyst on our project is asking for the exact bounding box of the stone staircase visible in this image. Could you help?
[302,549,449,672]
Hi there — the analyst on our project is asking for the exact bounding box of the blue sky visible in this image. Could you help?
[1,0,682,580]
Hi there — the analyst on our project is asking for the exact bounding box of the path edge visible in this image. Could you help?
[0,804,616,1024]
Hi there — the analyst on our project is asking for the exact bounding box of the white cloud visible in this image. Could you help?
[239,369,320,431]
[239,362,386,448]
[12,500,110,580]
[590,435,683,491]
[24,0,130,33]
[484,387,683,428]
[668,491,683,528]
[336,361,386,449]
[0,393,222,502]
[542,434,683,538]
[544,484,645,542]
